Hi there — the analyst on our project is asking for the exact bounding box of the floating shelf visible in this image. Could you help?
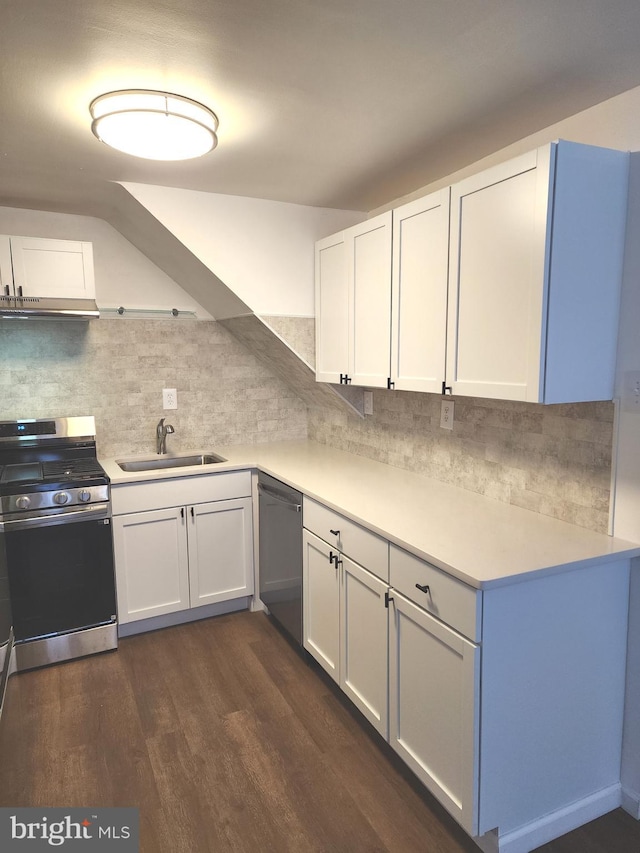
[100,306,198,319]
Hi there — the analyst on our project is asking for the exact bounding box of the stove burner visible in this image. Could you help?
[0,463,43,484]
[0,416,109,516]
[43,459,106,479]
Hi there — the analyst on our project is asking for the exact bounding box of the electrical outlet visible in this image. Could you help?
[163,388,178,410]
[363,390,374,415]
[440,399,454,430]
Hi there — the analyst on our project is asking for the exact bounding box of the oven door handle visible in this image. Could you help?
[0,503,111,532]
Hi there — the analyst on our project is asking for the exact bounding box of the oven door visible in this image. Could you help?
[2,508,117,642]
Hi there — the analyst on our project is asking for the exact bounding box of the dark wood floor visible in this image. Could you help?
[0,611,638,852]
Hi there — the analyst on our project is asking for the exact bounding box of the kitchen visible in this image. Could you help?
[2,2,640,852]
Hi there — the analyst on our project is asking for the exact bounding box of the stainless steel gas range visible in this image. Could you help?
[0,416,117,671]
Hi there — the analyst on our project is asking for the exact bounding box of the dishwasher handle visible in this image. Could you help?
[258,482,302,512]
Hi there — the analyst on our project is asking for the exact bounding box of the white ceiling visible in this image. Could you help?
[3,0,640,216]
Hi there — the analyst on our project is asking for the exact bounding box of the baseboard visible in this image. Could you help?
[622,786,640,819]
[118,598,251,637]
[475,783,622,853]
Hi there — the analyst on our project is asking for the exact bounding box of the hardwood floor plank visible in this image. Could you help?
[144,729,219,853]
[223,706,388,853]
[0,610,639,853]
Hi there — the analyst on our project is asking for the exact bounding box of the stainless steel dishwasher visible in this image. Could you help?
[257,473,303,645]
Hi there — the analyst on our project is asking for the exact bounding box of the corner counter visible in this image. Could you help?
[101,439,640,590]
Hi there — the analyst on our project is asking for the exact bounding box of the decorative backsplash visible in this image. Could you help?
[308,390,614,534]
[262,315,615,533]
[0,318,308,457]
[0,314,616,533]
[261,315,316,367]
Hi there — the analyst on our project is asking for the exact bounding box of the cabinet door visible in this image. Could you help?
[391,190,450,393]
[349,211,393,388]
[0,237,12,298]
[113,508,190,624]
[446,148,552,402]
[389,591,480,835]
[303,530,340,683]
[315,231,349,383]
[188,497,254,608]
[10,237,95,300]
[340,555,389,738]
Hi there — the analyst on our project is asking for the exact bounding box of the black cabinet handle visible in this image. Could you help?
[415,583,430,595]
[190,506,195,518]
[329,550,336,564]
[180,507,185,518]
[330,529,340,536]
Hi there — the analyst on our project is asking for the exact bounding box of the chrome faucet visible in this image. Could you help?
[156,418,175,455]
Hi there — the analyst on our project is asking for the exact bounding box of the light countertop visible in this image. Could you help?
[101,440,640,590]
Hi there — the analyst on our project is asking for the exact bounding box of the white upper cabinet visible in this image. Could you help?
[0,238,12,295]
[2,236,95,300]
[390,189,450,393]
[315,211,392,388]
[315,140,629,404]
[315,231,349,383]
[446,141,629,403]
[349,212,393,388]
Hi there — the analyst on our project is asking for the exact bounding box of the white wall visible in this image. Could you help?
[121,183,363,317]
[0,206,210,318]
[372,84,640,215]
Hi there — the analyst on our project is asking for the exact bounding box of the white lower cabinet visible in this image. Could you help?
[113,506,191,622]
[303,530,340,681]
[303,499,480,837]
[114,497,253,623]
[112,472,254,625]
[303,529,389,738]
[302,510,630,852]
[341,555,389,736]
[187,498,254,607]
[388,591,479,836]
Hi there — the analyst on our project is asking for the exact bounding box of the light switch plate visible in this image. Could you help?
[440,399,454,430]
[163,388,178,410]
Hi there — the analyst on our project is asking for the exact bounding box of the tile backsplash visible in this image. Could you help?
[1,315,617,533]
[0,318,308,457]
[308,391,615,533]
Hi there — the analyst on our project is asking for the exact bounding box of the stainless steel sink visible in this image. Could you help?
[116,453,227,472]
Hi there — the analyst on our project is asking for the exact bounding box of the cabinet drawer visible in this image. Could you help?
[390,545,480,641]
[303,497,389,582]
[111,471,252,515]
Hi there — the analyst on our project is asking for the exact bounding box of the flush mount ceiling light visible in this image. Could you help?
[89,90,218,161]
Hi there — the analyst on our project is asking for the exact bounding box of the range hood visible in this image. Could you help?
[0,294,99,320]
